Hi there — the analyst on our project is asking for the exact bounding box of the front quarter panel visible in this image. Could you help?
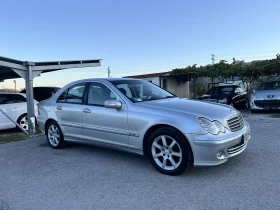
[127,105,207,150]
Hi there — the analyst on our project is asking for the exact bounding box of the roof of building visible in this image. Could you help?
[123,71,171,79]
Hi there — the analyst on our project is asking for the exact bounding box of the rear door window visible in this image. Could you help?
[12,94,26,103]
[57,83,86,104]
[0,94,14,104]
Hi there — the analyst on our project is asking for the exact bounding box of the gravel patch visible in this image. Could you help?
[241,109,280,123]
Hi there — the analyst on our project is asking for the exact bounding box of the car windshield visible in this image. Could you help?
[257,81,280,90]
[110,80,176,103]
[206,86,234,95]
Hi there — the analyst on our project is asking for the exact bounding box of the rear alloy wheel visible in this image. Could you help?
[147,127,193,176]
[47,121,64,149]
[17,114,28,131]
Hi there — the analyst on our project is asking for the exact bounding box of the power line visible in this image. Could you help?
[216,50,280,59]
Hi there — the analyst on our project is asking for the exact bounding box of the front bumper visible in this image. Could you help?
[185,121,251,166]
[250,98,280,111]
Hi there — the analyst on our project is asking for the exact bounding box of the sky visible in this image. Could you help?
[1,0,280,90]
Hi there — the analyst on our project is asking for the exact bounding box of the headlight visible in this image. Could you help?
[218,98,227,104]
[198,117,226,135]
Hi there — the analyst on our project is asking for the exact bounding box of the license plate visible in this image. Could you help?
[264,106,280,110]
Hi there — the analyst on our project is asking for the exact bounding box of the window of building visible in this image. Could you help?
[162,79,167,90]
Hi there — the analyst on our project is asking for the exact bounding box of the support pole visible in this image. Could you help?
[25,63,35,137]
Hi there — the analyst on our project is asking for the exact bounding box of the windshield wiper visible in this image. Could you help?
[163,96,177,98]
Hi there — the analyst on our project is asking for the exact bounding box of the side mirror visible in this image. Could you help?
[104,100,122,109]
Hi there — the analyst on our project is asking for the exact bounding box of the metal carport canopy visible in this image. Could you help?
[0,56,101,136]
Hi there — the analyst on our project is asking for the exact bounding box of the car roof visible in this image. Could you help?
[21,86,60,89]
[68,78,144,83]
[0,92,26,96]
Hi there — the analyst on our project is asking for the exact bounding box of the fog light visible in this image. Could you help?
[217,151,225,159]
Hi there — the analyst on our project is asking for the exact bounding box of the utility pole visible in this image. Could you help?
[13,80,16,92]
[107,67,111,78]
[211,54,215,65]
[211,54,215,88]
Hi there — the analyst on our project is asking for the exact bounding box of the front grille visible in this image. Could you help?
[254,100,280,108]
[227,114,244,132]
[227,138,246,155]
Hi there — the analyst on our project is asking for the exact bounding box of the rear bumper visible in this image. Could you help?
[37,116,47,134]
[185,121,251,166]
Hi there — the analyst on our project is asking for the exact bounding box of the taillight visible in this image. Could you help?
[36,103,40,115]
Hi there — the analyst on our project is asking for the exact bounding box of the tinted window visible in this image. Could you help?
[57,89,68,103]
[12,94,26,103]
[87,82,116,106]
[0,94,14,104]
[206,87,217,94]
[220,86,234,93]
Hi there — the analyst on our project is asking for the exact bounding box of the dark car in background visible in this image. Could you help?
[199,85,249,109]
[20,86,60,102]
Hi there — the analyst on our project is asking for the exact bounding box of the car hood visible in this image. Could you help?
[253,90,280,99]
[138,98,238,120]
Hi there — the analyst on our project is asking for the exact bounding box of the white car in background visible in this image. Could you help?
[0,92,38,131]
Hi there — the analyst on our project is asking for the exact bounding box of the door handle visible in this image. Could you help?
[83,108,91,113]
[56,106,62,110]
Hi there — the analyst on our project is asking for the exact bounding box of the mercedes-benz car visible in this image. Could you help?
[250,80,280,112]
[37,78,251,175]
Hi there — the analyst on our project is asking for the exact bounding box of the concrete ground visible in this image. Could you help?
[0,118,280,210]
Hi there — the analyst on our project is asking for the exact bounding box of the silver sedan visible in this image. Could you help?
[37,78,251,175]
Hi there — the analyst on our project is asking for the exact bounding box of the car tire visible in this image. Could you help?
[244,99,249,109]
[46,121,65,149]
[146,127,193,176]
[17,114,28,131]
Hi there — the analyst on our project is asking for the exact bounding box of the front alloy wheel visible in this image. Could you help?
[147,127,193,176]
[152,135,182,171]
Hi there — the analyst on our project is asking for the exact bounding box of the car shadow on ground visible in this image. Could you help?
[38,138,249,178]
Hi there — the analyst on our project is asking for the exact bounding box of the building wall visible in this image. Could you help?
[141,77,160,86]
[127,75,190,98]
[161,77,190,98]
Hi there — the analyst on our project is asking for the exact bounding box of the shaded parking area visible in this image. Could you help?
[0,120,280,210]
